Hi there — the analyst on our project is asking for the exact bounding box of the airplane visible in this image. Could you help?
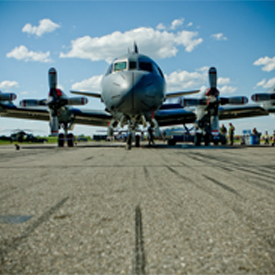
[0,44,271,148]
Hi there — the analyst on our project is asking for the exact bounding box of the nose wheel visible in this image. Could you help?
[125,134,132,150]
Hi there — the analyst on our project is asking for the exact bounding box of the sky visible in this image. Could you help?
[0,1,275,136]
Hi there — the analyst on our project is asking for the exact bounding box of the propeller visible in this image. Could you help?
[180,67,248,142]
[251,93,275,102]
[0,91,17,101]
[20,68,88,136]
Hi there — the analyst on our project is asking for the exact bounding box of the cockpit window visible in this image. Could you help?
[139,62,153,72]
[114,61,127,72]
[129,61,137,70]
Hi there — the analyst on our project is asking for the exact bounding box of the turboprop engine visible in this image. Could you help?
[0,91,17,101]
[180,67,248,145]
[20,68,88,136]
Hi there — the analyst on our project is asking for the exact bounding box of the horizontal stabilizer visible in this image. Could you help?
[71,90,101,98]
[166,90,200,98]
[251,93,275,102]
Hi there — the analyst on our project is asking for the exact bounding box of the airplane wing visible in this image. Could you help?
[0,103,112,127]
[218,104,269,120]
[166,90,200,98]
[71,90,101,98]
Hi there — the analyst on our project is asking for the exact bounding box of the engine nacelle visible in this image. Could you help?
[66,97,88,106]
[50,116,59,136]
[20,99,44,107]
[251,93,275,102]
[0,93,17,101]
[220,96,248,105]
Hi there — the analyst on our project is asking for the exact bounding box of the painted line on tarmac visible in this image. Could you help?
[135,205,146,275]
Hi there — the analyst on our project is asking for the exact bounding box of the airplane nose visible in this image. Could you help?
[110,72,144,111]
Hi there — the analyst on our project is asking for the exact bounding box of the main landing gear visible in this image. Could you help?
[58,133,75,147]
[125,134,141,150]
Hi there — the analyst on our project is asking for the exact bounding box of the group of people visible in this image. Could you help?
[219,123,235,145]
[220,123,275,146]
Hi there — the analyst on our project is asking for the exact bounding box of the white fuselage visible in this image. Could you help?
[101,53,166,122]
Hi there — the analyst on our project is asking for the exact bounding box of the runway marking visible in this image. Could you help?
[203,175,240,196]
[135,205,146,275]
[0,197,69,263]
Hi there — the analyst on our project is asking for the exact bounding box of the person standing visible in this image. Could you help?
[220,124,227,135]
[229,123,235,145]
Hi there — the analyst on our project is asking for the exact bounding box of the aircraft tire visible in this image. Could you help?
[194,133,201,146]
[67,133,74,147]
[213,139,219,146]
[125,135,132,150]
[58,133,65,147]
[168,139,176,146]
[135,135,140,147]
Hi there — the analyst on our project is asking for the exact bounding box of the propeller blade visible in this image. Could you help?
[50,116,59,136]
[251,93,275,102]
[49,67,57,90]
[220,96,248,105]
[20,99,47,107]
[209,67,217,89]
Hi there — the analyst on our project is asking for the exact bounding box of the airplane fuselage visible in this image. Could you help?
[101,53,166,122]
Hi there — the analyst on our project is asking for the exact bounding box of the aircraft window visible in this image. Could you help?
[129,61,137,70]
[105,64,112,76]
[114,61,127,72]
[139,62,153,72]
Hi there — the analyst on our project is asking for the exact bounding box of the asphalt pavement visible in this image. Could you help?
[0,142,274,274]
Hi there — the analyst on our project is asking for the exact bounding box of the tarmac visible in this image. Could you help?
[0,141,274,274]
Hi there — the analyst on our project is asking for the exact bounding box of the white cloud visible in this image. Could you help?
[60,26,203,62]
[217,77,230,85]
[165,67,208,91]
[72,75,103,91]
[156,23,165,30]
[253,56,275,72]
[170,18,184,30]
[0,80,19,90]
[6,45,52,63]
[256,77,275,89]
[22,18,60,37]
[187,22,193,27]
[211,33,227,41]
[165,67,236,95]
[219,86,237,94]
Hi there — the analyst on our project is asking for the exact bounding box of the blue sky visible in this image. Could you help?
[0,1,275,136]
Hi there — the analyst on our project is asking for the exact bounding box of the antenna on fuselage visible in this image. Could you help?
[134,42,138,54]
